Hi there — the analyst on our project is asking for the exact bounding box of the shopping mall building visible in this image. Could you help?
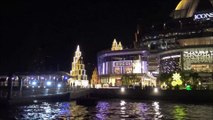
[97,0,213,89]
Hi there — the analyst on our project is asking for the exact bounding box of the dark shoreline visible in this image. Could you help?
[1,89,213,106]
[87,89,213,104]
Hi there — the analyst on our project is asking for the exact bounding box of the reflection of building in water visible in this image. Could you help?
[70,101,88,119]
[69,45,88,87]
[95,101,110,119]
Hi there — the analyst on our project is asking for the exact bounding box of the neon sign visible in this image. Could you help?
[194,12,213,21]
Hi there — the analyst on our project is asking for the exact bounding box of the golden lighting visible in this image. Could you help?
[174,0,199,18]
[178,37,213,46]
[172,81,177,87]
[172,73,183,87]
[111,39,123,51]
[175,0,191,10]
[172,73,181,81]
[176,79,183,85]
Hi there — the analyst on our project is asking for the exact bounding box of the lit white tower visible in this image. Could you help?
[70,45,88,87]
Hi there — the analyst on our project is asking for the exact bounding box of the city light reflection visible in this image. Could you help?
[172,105,186,120]
[12,101,213,120]
[152,101,162,119]
[96,101,110,119]
[120,100,127,118]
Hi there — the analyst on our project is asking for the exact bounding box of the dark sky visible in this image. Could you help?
[0,0,180,74]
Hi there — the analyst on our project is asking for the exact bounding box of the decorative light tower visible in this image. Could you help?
[111,39,123,51]
[69,45,88,87]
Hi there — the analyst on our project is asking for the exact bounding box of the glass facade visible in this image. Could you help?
[97,49,156,87]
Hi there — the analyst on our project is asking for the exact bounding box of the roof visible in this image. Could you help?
[172,0,213,19]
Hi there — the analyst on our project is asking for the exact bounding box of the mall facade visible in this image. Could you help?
[97,0,213,89]
[97,39,156,88]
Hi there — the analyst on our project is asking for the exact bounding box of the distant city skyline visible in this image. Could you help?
[0,0,180,73]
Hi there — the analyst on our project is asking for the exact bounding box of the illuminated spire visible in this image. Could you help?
[111,39,123,51]
[74,45,81,64]
[77,45,80,51]
[118,41,123,50]
[111,38,118,51]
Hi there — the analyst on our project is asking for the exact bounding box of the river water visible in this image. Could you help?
[1,99,212,120]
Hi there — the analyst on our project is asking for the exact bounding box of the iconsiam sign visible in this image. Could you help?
[194,12,213,21]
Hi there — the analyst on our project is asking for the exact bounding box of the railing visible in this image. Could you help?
[0,77,91,101]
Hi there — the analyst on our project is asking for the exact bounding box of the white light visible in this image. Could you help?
[33,100,38,103]
[38,86,40,88]
[121,87,125,93]
[162,55,180,60]
[47,81,51,86]
[32,81,37,86]
[154,87,158,93]
[120,100,126,106]
[133,60,142,73]
[82,80,89,87]
[57,84,61,88]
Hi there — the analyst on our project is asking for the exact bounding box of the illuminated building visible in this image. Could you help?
[97,0,213,89]
[136,0,213,89]
[97,40,156,88]
[69,45,88,87]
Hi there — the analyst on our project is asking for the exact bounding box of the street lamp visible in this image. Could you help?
[154,87,158,93]
[121,87,125,93]
[46,81,52,86]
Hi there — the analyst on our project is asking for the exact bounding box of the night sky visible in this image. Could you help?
[0,0,180,75]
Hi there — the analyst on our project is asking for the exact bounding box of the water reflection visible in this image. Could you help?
[120,100,127,119]
[15,101,89,120]
[95,101,110,120]
[173,105,186,120]
[11,100,213,120]
[17,102,62,120]
[70,102,88,120]
[152,101,163,119]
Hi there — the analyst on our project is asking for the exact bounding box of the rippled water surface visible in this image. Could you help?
[1,100,213,120]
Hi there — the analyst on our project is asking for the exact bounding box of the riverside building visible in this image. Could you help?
[97,0,213,89]
[135,0,213,89]
[97,39,156,88]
